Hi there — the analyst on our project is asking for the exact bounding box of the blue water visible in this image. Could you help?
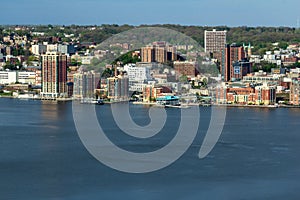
[1,98,300,199]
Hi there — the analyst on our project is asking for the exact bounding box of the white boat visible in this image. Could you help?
[164,104,190,109]
[156,96,190,109]
[156,95,180,106]
[18,94,34,99]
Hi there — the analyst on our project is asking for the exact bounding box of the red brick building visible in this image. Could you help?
[143,85,162,102]
[173,61,197,78]
[41,52,67,98]
[218,44,247,82]
[216,83,276,105]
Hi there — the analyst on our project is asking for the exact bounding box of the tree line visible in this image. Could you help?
[2,24,300,55]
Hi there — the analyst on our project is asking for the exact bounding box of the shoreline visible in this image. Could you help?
[132,101,300,109]
[132,102,157,105]
[1,96,300,108]
[213,104,300,109]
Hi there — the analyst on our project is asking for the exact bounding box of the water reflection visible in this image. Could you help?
[41,101,68,121]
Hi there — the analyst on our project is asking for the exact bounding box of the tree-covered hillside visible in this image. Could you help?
[77,24,300,54]
[1,24,300,55]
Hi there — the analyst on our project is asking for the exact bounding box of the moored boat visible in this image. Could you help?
[96,99,104,105]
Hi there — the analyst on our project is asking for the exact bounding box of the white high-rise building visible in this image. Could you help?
[45,44,75,55]
[124,64,152,92]
[31,44,47,55]
[204,29,227,54]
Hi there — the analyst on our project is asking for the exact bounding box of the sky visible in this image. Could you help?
[1,0,300,27]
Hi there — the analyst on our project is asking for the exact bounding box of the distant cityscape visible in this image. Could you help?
[0,25,300,107]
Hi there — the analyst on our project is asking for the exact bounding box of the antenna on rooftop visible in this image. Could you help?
[297,17,300,29]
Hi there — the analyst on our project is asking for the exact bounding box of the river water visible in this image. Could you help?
[1,98,300,199]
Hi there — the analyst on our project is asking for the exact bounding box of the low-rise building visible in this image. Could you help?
[17,71,36,84]
[0,71,17,84]
[0,71,36,85]
[216,82,276,105]
[143,84,163,102]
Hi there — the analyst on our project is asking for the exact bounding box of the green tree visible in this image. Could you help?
[289,62,300,68]
[278,42,289,49]
[70,58,82,66]
[112,51,141,65]
[179,75,188,83]
[101,68,113,78]
[253,62,278,73]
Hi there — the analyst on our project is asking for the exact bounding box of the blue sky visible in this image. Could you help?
[1,0,300,27]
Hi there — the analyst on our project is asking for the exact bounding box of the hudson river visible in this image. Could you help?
[1,98,300,199]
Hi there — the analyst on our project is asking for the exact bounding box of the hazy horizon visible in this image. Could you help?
[1,23,300,28]
[1,0,300,28]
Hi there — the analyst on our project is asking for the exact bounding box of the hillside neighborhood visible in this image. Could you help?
[1,25,300,106]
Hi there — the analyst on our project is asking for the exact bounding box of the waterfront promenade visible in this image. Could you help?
[2,95,300,108]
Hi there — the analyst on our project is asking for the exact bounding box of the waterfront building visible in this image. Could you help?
[254,84,276,105]
[226,85,255,105]
[0,71,36,85]
[215,82,276,105]
[41,52,67,98]
[0,71,17,84]
[66,69,78,97]
[17,71,36,84]
[73,71,100,99]
[290,79,300,105]
[156,95,180,106]
[142,84,163,102]
[23,66,42,86]
[35,70,42,86]
[107,75,129,101]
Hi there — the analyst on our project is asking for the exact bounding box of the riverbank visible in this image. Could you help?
[132,101,157,105]
[213,103,300,108]
[0,95,14,98]
[2,96,300,108]
[133,101,300,109]
[0,95,73,102]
